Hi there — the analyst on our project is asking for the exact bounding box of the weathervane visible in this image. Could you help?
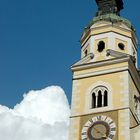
[95,0,124,16]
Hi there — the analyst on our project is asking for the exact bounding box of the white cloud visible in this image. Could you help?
[0,86,70,140]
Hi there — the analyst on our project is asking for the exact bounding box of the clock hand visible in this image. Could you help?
[93,126,104,135]
[93,126,107,139]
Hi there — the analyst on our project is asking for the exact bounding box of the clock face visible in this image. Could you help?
[81,116,116,140]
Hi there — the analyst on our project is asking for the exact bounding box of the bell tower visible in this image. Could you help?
[69,0,140,140]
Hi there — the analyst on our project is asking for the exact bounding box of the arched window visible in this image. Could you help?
[134,95,140,120]
[97,41,105,52]
[118,43,125,50]
[92,93,96,108]
[104,90,108,107]
[84,49,88,57]
[91,86,108,109]
[98,90,102,107]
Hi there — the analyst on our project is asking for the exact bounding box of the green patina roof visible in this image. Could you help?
[87,14,133,30]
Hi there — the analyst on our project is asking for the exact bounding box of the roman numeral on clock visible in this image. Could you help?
[110,127,116,131]
[82,132,87,136]
[108,134,114,139]
[97,116,101,120]
[82,138,87,140]
[89,119,93,123]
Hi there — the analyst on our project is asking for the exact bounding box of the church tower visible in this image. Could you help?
[69,0,140,140]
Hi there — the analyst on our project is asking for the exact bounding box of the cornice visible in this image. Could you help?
[71,56,130,72]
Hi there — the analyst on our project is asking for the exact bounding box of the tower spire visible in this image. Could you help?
[95,0,124,16]
[69,1,140,140]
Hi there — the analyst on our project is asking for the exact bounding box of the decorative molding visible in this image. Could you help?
[71,55,130,71]
[73,66,128,79]
[106,49,136,63]
[73,53,94,66]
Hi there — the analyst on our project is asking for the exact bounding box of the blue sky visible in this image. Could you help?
[0,0,140,108]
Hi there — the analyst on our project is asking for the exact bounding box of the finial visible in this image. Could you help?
[95,0,124,16]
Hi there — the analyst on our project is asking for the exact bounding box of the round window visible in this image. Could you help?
[118,43,125,50]
[97,41,105,52]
